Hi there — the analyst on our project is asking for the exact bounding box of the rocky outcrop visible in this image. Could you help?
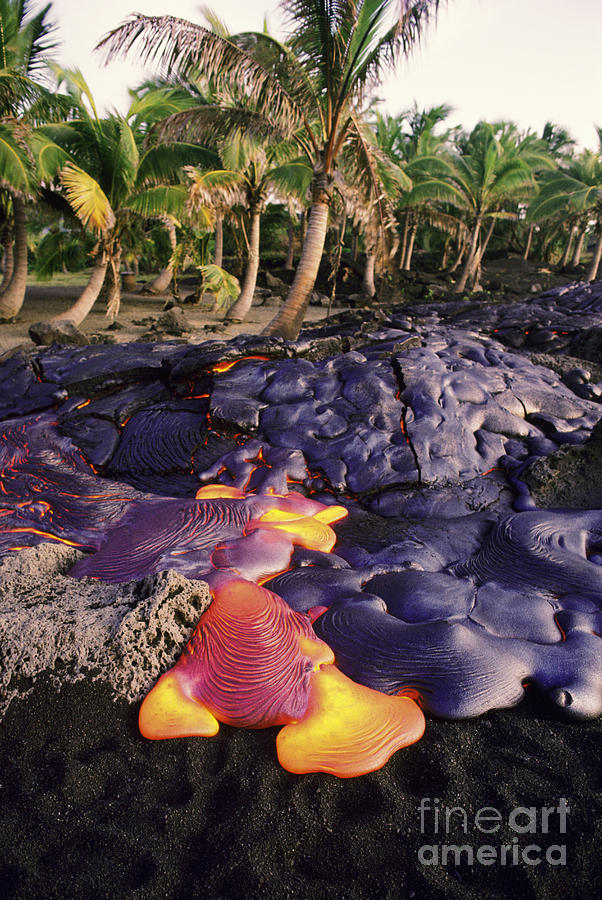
[0,543,211,717]
[29,320,89,346]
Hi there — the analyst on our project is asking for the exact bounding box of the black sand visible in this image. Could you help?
[0,677,599,899]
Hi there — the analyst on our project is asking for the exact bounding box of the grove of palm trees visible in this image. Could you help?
[1,4,602,900]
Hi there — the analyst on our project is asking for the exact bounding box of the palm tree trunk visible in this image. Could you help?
[362,247,376,297]
[225,205,261,322]
[470,218,496,288]
[558,224,577,268]
[440,236,451,270]
[523,224,534,260]
[285,205,295,269]
[453,217,482,293]
[146,261,174,294]
[572,229,586,266]
[0,197,28,320]
[586,225,602,282]
[213,213,223,268]
[403,224,417,271]
[448,234,466,273]
[0,232,14,294]
[399,214,409,270]
[105,247,122,321]
[262,200,330,340]
[51,258,109,326]
[145,219,177,294]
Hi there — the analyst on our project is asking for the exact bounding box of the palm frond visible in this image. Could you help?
[184,166,244,216]
[59,162,115,232]
[264,159,313,200]
[231,29,326,142]
[350,0,440,99]
[97,15,304,137]
[0,122,33,193]
[126,183,191,220]
[127,85,197,130]
[404,177,467,208]
[158,104,289,147]
[420,207,467,238]
[197,263,240,309]
[30,129,71,180]
[200,5,231,39]
[136,142,218,187]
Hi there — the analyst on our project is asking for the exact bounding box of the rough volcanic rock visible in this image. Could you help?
[2,285,602,732]
[0,543,211,716]
[523,420,602,509]
[28,320,89,346]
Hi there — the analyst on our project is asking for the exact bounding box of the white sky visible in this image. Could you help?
[37,0,602,150]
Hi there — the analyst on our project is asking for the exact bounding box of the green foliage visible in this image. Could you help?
[197,262,240,309]
[33,226,89,279]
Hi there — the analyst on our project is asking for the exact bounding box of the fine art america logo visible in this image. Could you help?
[417,798,569,867]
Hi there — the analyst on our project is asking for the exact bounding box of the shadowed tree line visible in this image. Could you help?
[1,0,601,338]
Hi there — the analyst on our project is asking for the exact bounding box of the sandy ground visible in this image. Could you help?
[0,283,345,355]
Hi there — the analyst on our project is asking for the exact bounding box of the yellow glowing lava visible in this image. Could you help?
[276,666,426,777]
[139,670,219,739]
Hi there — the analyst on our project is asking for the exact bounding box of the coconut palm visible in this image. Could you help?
[341,113,411,295]
[39,69,215,324]
[98,0,440,340]
[376,104,459,272]
[0,0,57,319]
[442,122,549,293]
[528,135,602,282]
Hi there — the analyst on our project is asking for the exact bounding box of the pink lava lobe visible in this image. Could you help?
[139,575,334,736]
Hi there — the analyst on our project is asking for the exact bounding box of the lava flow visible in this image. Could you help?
[1,321,601,775]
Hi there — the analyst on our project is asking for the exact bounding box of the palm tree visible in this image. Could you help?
[376,104,458,272]
[185,136,311,322]
[98,0,440,340]
[443,122,547,293]
[39,69,215,325]
[528,134,602,281]
[0,0,57,319]
[342,113,410,295]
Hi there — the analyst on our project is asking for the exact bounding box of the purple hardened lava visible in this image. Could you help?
[1,284,601,740]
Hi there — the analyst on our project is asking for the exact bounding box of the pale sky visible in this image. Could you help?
[36,0,602,150]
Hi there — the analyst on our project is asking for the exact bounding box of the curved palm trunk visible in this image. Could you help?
[448,234,466,273]
[262,201,330,340]
[146,261,174,294]
[453,216,482,293]
[586,225,602,282]
[0,197,28,320]
[403,224,417,270]
[399,214,409,270]
[213,213,223,268]
[523,224,534,260]
[470,218,496,289]
[145,219,177,294]
[572,229,586,266]
[51,258,109,326]
[362,248,376,297]
[225,206,261,322]
[558,224,577,269]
